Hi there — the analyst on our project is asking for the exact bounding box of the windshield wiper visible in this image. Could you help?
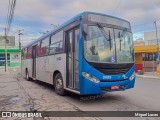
[118,32,122,51]
[108,30,111,50]
[118,29,127,51]
[96,23,112,50]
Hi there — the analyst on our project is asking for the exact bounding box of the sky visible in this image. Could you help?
[0,0,160,46]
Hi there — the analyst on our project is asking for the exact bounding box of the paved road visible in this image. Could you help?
[63,76,160,120]
[0,71,159,120]
[65,76,160,111]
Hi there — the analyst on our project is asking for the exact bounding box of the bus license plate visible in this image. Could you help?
[111,85,120,90]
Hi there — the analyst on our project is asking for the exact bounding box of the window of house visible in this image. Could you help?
[144,53,156,61]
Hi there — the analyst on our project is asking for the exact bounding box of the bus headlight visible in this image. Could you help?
[129,72,135,81]
[82,72,100,83]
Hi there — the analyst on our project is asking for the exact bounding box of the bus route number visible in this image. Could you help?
[103,76,112,79]
[56,57,62,61]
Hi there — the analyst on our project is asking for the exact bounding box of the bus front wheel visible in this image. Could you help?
[54,73,65,96]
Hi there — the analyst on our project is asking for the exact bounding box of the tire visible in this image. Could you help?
[54,73,65,96]
[25,70,30,81]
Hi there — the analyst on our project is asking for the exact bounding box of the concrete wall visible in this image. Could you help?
[144,30,160,46]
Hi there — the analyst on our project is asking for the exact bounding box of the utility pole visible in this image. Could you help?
[154,21,159,61]
[154,20,159,76]
[154,21,159,48]
[18,29,23,50]
[4,28,8,72]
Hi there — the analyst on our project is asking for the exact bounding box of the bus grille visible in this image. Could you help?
[88,62,134,75]
[98,68,130,75]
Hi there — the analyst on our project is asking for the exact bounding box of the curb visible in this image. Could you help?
[136,75,160,79]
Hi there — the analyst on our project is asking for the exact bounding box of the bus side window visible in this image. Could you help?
[40,37,50,56]
[49,30,63,54]
[26,46,32,59]
[50,42,63,54]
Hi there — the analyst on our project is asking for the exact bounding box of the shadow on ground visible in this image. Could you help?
[25,77,126,104]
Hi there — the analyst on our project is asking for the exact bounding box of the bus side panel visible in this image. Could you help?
[36,53,66,86]
[36,56,52,84]
[52,53,66,87]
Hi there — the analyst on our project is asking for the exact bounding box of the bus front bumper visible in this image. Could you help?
[80,78,136,95]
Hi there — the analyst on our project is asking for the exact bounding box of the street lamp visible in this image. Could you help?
[51,24,59,28]
[39,32,46,35]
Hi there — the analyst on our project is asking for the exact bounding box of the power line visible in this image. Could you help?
[8,0,16,33]
[132,19,160,28]
[132,22,153,27]
[5,0,17,36]
[112,0,122,15]
[6,0,13,35]
[6,0,11,28]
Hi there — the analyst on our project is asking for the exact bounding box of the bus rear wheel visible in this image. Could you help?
[54,73,65,96]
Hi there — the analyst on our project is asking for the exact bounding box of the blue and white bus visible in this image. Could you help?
[21,12,135,95]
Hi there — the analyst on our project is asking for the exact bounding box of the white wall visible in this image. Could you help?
[144,30,160,45]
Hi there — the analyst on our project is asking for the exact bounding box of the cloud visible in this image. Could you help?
[0,0,160,45]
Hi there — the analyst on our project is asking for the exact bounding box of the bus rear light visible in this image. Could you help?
[82,72,100,83]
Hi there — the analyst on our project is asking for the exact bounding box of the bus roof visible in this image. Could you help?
[22,11,130,49]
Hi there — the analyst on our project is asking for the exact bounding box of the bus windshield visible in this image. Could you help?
[84,25,134,63]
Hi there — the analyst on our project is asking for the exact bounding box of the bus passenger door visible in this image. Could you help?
[32,45,36,78]
[66,27,80,90]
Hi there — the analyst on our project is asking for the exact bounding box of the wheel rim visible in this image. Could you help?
[56,79,62,90]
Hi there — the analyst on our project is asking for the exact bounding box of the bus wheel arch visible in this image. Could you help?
[53,71,65,95]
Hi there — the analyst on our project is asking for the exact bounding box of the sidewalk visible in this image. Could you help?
[0,67,21,76]
[136,72,160,79]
